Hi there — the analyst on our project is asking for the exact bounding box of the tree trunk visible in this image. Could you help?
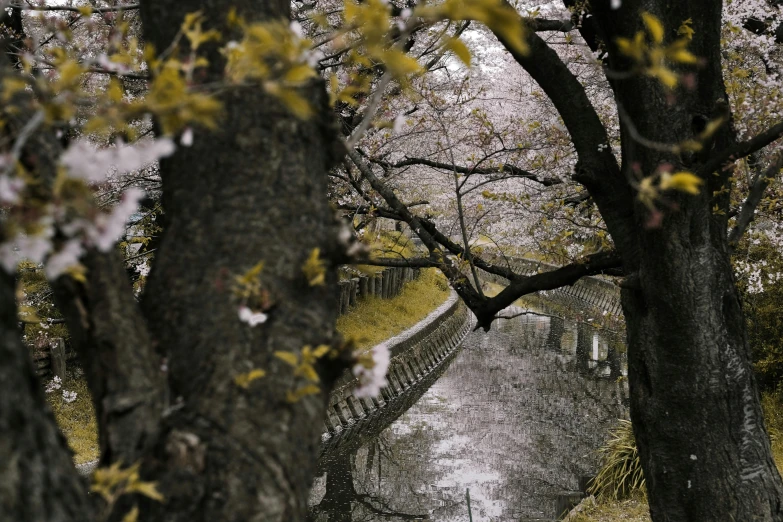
[0,270,93,522]
[593,1,783,519]
[135,1,342,520]
[623,216,783,520]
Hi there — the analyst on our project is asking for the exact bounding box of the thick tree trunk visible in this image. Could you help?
[137,1,341,520]
[0,270,93,522]
[623,215,783,520]
[592,1,783,519]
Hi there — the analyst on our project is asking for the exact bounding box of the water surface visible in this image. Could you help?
[311,310,628,521]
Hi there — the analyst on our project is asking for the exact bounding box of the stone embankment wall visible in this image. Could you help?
[319,292,473,465]
[478,257,623,317]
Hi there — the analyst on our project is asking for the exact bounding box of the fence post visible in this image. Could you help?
[349,278,359,307]
[50,338,66,381]
[359,275,369,298]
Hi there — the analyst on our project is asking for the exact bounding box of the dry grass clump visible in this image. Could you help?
[45,373,98,465]
[762,392,783,476]
[337,268,450,351]
[588,419,645,501]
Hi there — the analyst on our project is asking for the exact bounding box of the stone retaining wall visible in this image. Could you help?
[479,257,623,317]
[319,292,473,465]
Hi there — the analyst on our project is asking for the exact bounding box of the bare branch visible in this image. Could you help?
[728,153,783,247]
[700,120,783,178]
[9,2,140,13]
[374,155,562,186]
[471,250,622,330]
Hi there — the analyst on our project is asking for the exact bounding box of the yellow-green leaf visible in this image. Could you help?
[121,506,139,522]
[444,37,471,67]
[642,12,664,44]
[127,481,165,502]
[274,351,299,367]
[648,66,678,88]
[234,368,267,389]
[286,384,321,403]
[298,364,320,383]
[660,171,703,195]
[312,344,331,358]
[284,64,317,84]
[678,18,695,40]
[301,248,326,286]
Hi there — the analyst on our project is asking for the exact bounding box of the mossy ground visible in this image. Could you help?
[336,268,450,351]
[48,267,449,464]
[45,371,98,465]
[568,493,651,522]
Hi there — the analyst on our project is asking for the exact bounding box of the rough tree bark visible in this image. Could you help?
[132,1,343,520]
[0,273,93,522]
[498,1,783,519]
[2,0,342,520]
[596,1,783,519]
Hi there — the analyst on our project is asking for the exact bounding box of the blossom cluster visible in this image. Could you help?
[353,343,391,398]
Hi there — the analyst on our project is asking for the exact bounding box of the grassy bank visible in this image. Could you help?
[47,267,450,464]
[337,268,451,350]
[45,374,98,465]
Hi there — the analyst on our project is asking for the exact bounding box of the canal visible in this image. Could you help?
[310,307,629,521]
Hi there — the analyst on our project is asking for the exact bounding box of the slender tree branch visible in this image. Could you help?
[700,120,783,178]
[471,250,622,330]
[374,155,561,186]
[493,15,638,265]
[9,2,139,13]
[728,153,783,247]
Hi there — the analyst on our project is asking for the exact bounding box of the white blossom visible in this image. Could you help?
[289,21,304,38]
[353,343,390,398]
[393,115,406,134]
[45,376,62,393]
[45,239,84,279]
[0,174,24,205]
[62,390,78,403]
[85,188,145,252]
[61,138,176,183]
[0,230,54,273]
[180,128,194,147]
[136,262,150,277]
[96,54,130,74]
[305,49,324,68]
[238,305,268,326]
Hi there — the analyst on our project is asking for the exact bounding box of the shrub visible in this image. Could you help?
[588,419,645,500]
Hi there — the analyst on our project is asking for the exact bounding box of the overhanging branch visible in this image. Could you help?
[374,155,562,186]
[472,250,622,331]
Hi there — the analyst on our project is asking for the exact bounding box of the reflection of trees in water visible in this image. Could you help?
[311,314,628,521]
[310,437,434,521]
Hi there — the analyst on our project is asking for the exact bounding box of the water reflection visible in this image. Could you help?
[310,312,628,521]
